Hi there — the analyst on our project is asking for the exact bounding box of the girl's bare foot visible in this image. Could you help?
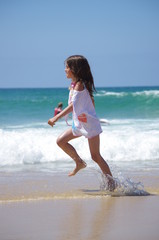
[106,174,117,192]
[68,160,87,177]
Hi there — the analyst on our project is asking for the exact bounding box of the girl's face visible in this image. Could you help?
[65,65,75,80]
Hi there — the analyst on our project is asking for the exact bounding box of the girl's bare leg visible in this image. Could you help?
[56,128,87,176]
[88,135,116,191]
[88,135,112,176]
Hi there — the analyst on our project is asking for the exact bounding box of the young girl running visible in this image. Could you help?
[48,55,114,189]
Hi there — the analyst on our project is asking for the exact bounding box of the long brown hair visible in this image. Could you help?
[65,55,96,97]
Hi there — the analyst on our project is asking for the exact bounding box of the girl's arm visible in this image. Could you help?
[48,103,73,127]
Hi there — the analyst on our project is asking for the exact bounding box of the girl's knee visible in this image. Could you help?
[56,136,67,148]
[56,136,63,147]
[91,152,100,163]
[56,128,73,147]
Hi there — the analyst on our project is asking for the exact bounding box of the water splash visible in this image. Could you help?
[92,168,150,196]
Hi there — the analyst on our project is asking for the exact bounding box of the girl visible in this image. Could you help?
[48,55,114,190]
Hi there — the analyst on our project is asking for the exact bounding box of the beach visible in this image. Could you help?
[1,0,159,237]
[1,197,159,240]
[0,170,159,240]
[0,87,159,239]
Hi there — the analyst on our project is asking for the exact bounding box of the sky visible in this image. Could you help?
[0,0,159,88]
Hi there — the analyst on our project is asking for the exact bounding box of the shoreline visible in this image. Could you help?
[0,167,159,204]
[0,195,159,240]
[0,168,159,239]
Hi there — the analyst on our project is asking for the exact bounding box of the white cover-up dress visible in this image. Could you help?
[68,86,102,139]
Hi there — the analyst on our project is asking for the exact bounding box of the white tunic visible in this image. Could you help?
[68,87,102,139]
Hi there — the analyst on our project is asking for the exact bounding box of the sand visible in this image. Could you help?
[0,196,159,240]
[0,170,159,240]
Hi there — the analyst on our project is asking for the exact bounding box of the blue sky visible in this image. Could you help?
[0,0,159,88]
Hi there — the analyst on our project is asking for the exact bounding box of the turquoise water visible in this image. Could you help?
[0,86,159,173]
[95,86,159,119]
[0,88,68,127]
[0,86,159,128]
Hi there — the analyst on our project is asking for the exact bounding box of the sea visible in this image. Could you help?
[0,86,159,199]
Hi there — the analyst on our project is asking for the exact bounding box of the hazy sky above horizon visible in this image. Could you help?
[0,0,159,88]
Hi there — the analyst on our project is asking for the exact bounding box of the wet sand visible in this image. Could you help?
[0,170,159,240]
[0,196,159,240]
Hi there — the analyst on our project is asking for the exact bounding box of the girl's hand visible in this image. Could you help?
[48,116,58,127]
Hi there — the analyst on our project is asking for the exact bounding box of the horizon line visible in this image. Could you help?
[0,85,159,90]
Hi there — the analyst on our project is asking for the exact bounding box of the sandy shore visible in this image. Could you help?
[0,195,159,240]
[0,169,159,240]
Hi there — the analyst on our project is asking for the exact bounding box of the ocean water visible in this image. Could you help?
[1,86,159,199]
[0,86,159,174]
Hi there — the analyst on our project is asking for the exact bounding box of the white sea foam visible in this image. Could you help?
[0,119,159,172]
[101,123,159,162]
[4,122,48,129]
[95,90,159,98]
[132,90,159,97]
[95,91,126,97]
